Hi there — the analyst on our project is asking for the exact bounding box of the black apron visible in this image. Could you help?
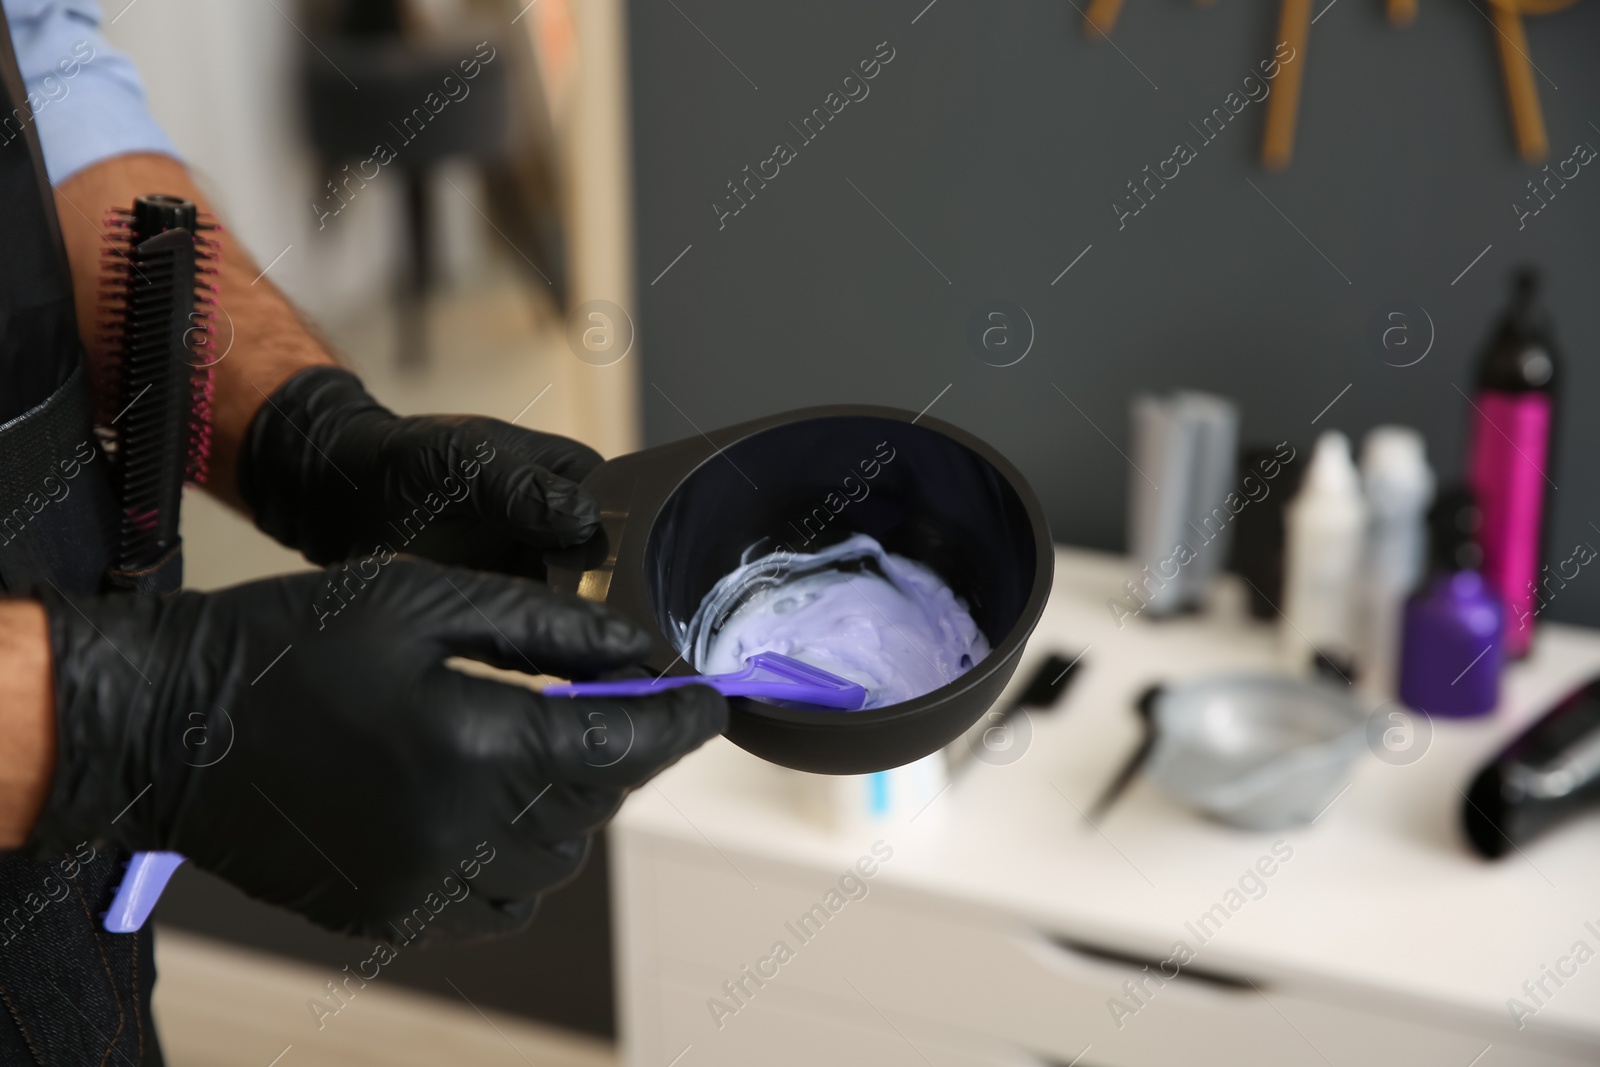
[0,7,161,1064]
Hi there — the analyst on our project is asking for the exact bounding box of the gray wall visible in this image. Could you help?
[629,0,1600,624]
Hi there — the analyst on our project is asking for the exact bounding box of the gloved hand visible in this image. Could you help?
[29,559,726,939]
[239,366,602,578]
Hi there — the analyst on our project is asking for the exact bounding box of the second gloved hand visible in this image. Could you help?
[29,560,726,939]
[239,366,605,578]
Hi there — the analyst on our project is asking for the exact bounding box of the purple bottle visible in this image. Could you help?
[1398,488,1504,718]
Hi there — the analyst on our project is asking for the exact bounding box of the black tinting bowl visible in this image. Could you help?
[547,405,1052,774]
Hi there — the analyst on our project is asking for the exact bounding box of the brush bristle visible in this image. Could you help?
[94,210,137,429]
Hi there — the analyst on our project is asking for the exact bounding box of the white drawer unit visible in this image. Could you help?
[616,839,1592,1067]
[613,550,1600,1067]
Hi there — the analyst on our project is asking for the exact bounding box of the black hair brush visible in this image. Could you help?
[97,193,217,592]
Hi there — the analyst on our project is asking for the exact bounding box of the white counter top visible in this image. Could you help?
[616,546,1600,1052]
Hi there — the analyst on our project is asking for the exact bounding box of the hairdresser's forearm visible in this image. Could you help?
[53,152,336,509]
[0,602,54,848]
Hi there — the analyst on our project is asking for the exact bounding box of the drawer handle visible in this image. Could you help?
[1046,935,1264,992]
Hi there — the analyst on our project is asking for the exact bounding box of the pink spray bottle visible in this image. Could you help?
[1466,268,1559,659]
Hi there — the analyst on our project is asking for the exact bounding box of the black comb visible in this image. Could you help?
[99,194,216,579]
[1015,652,1086,707]
[953,650,1087,773]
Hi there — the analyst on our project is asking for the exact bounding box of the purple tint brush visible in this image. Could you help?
[543,651,868,710]
[106,656,863,933]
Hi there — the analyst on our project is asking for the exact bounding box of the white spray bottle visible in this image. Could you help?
[1282,431,1367,676]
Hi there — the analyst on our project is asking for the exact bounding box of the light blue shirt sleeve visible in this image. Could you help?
[3,0,178,183]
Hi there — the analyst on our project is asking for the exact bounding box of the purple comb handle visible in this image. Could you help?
[543,652,867,710]
[104,850,184,933]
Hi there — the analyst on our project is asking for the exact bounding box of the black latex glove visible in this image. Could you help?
[239,366,602,577]
[29,560,726,940]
